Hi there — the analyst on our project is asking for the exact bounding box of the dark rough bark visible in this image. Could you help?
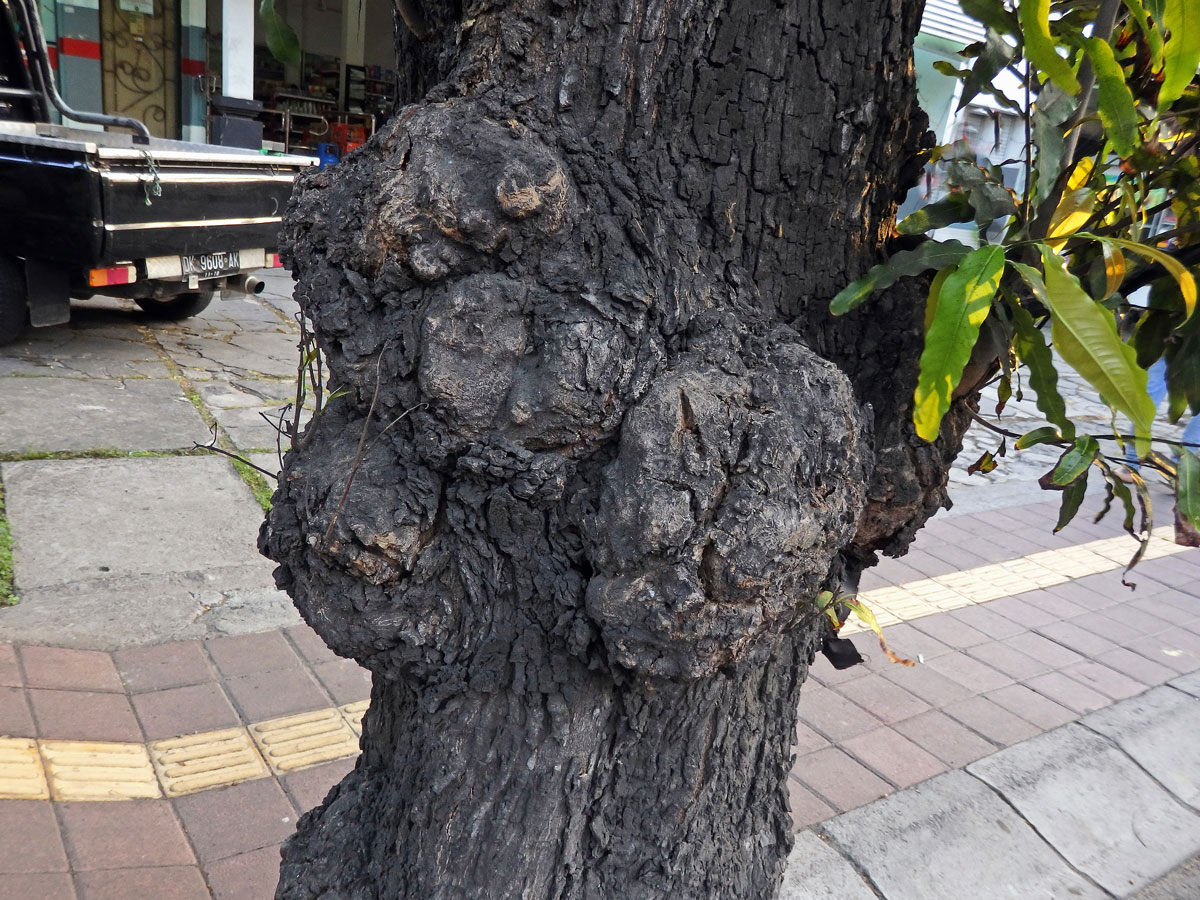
[260,1,973,897]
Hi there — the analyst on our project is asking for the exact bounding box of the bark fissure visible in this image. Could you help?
[262,2,973,897]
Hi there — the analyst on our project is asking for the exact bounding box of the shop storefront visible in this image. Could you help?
[43,0,396,156]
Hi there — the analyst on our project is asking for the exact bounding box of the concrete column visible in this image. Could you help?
[340,0,365,99]
[179,0,207,142]
[221,0,254,100]
[54,0,103,129]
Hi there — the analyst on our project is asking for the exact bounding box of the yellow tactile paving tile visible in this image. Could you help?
[2,524,1190,800]
[249,708,360,774]
[340,700,368,735]
[40,740,160,801]
[0,737,49,800]
[150,728,269,797]
[842,525,1188,635]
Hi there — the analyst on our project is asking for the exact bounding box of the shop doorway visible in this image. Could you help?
[100,0,178,138]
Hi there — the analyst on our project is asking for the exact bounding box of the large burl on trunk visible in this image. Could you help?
[260,1,973,897]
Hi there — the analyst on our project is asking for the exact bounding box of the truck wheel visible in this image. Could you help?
[136,291,214,320]
[0,255,29,346]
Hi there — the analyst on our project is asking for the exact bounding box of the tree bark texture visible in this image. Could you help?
[260,1,973,897]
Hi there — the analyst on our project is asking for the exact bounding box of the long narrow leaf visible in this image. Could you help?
[1083,234,1197,320]
[1178,449,1200,530]
[961,29,1018,110]
[1016,254,1156,454]
[913,246,1005,441]
[1019,0,1082,94]
[1124,0,1165,67]
[1160,0,1200,110]
[1055,474,1090,532]
[830,240,972,315]
[1081,37,1140,158]
[1007,292,1076,438]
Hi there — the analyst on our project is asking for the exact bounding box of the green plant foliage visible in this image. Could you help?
[914,246,1005,440]
[829,240,972,314]
[260,0,301,66]
[830,0,1200,560]
[1019,0,1080,94]
[1160,0,1200,109]
[1081,37,1139,158]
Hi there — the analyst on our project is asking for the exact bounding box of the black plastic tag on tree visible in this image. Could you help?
[820,634,864,670]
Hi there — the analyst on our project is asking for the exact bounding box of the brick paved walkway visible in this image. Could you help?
[2,488,1196,898]
[2,278,1198,898]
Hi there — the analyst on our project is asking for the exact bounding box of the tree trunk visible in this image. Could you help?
[260,1,973,897]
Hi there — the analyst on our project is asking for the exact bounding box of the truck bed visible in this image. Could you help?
[0,122,314,267]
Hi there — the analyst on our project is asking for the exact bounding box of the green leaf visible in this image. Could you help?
[1055,472,1090,531]
[1019,0,1081,94]
[960,29,1018,110]
[1032,84,1075,206]
[969,182,1019,226]
[1124,0,1165,67]
[1159,0,1200,110]
[1007,293,1076,438]
[913,245,1005,441]
[260,0,301,66]
[959,0,1020,35]
[1084,234,1197,320]
[1016,425,1065,449]
[1100,462,1140,536]
[1050,435,1101,485]
[1177,449,1200,530]
[830,240,973,315]
[898,194,976,236]
[1081,37,1140,158]
[1017,252,1156,454]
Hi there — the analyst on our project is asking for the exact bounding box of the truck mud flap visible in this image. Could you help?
[25,258,70,327]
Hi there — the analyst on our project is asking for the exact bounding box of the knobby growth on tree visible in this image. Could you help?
[256,0,1198,897]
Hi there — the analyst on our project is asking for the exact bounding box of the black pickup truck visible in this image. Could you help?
[0,0,312,345]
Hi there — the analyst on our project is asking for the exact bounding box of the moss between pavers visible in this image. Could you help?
[137,324,279,512]
[0,476,16,606]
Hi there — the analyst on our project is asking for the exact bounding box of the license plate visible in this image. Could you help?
[181,250,241,279]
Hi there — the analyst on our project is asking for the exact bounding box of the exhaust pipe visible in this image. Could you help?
[227,274,265,295]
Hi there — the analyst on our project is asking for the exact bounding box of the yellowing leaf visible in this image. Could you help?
[1101,242,1126,301]
[838,598,915,666]
[913,246,1004,442]
[1067,157,1095,191]
[1019,0,1081,94]
[1047,187,1096,247]
[1090,235,1197,320]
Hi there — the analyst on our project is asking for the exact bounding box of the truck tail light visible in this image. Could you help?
[266,253,282,268]
[88,265,137,287]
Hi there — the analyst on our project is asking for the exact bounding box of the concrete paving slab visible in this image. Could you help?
[0,567,299,650]
[155,330,299,381]
[207,404,301,452]
[1171,670,1200,699]
[1130,851,1200,900]
[1083,686,1200,811]
[819,770,1106,900]
[0,331,165,379]
[778,831,878,900]
[0,378,208,452]
[2,457,270,590]
[968,723,1200,895]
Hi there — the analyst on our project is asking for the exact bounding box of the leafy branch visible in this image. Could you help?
[831,0,1200,557]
